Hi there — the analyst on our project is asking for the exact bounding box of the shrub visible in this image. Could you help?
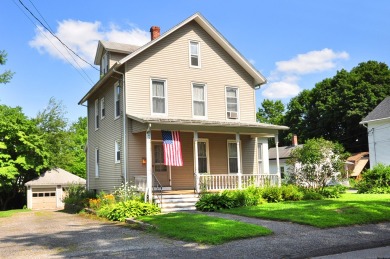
[97,200,160,221]
[63,184,96,207]
[281,185,304,201]
[357,164,390,193]
[113,182,143,202]
[262,186,283,202]
[89,192,116,210]
[302,190,323,200]
[195,192,234,212]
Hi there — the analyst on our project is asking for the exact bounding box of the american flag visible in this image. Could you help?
[162,130,183,166]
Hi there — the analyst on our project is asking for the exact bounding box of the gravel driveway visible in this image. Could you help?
[1,210,390,258]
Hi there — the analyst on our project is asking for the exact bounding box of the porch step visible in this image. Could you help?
[154,192,199,213]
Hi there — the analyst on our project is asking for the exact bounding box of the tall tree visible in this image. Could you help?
[0,50,14,84]
[256,99,285,125]
[284,61,390,152]
[0,105,48,210]
[66,117,87,178]
[34,97,71,169]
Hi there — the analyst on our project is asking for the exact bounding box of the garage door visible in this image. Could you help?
[32,188,57,209]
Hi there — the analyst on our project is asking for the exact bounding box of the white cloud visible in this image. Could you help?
[29,20,149,68]
[275,48,349,75]
[262,48,349,100]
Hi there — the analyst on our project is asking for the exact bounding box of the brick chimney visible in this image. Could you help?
[150,26,160,40]
[292,134,298,146]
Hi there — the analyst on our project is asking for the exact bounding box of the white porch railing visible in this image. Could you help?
[199,174,280,192]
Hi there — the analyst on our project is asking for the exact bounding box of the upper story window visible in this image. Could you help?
[101,52,109,75]
[151,79,167,115]
[189,41,200,68]
[95,99,99,130]
[100,98,105,119]
[115,140,120,163]
[192,83,207,118]
[114,83,120,119]
[226,87,239,120]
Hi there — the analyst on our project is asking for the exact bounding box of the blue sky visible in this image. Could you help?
[1,0,390,122]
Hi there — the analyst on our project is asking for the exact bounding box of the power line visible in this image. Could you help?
[12,0,95,85]
[26,0,95,84]
[18,0,99,71]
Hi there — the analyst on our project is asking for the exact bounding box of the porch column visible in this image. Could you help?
[194,131,200,193]
[275,134,281,187]
[146,127,153,202]
[236,133,242,189]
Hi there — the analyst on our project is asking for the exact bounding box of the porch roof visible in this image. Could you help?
[129,115,289,136]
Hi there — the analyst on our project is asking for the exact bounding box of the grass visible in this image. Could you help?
[0,209,30,218]
[139,212,272,245]
[222,193,390,228]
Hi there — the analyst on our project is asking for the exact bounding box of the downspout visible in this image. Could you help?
[80,103,89,190]
[113,68,128,186]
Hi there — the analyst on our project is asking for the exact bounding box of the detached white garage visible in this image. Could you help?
[25,168,86,210]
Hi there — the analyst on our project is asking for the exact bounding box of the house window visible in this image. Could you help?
[115,83,120,119]
[227,141,239,174]
[95,99,99,130]
[151,79,167,115]
[196,140,209,173]
[101,52,109,75]
[189,41,200,67]
[95,148,99,178]
[192,83,206,117]
[257,142,263,174]
[226,87,239,119]
[101,98,105,119]
[153,143,167,172]
[115,141,120,163]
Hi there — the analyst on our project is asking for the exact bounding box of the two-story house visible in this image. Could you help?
[79,13,288,202]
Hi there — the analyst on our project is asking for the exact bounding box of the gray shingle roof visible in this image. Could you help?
[100,40,140,53]
[268,144,303,160]
[361,97,390,123]
[25,168,86,186]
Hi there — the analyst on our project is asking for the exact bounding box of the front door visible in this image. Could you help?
[152,142,170,188]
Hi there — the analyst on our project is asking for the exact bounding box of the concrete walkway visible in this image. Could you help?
[0,210,389,258]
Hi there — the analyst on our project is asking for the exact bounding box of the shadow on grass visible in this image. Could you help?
[222,193,390,228]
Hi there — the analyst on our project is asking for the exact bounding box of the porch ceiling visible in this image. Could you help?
[128,115,288,136]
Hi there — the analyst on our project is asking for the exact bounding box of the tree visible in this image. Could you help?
[66,117,87,178]
[256,99,285,125]
[33,97,72,169]
[284,61,390,152]
[0,105,48,210]
[287,138,346,190]
[0,50,14,84]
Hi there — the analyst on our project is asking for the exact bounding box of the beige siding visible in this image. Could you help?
[242,136,257,174]
[125,21,256,123]
[87,76,123,193]
[109,52,128,68]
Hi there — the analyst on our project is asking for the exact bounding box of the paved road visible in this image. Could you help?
[0,210,390,258]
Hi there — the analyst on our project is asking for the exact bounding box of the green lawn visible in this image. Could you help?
[223,193,390,228]
[0,209,30,218]
[140,212,272,245]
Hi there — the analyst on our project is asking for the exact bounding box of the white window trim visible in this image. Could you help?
[193,138,210,174]
[150,78,168,116]
[189,40,201,68]
[227,140,242,174]
[100,97,105,120]
[95,148,99,178]
[114,82,120,120]
[191,82,207,119]
[257,142,263,174]
[225,86,240,120]
[115,140,120,164]
[95,99,99,130]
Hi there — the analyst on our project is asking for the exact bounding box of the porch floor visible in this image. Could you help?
[159,190,196,195]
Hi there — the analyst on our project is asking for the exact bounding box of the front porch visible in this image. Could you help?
[127,116,287,203]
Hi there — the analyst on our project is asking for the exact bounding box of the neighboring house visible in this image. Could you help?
[25,168,86,210]
[268,135,302,179]
[78,13,288,202]
[360,97,390,168]
[345,152,369,179]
